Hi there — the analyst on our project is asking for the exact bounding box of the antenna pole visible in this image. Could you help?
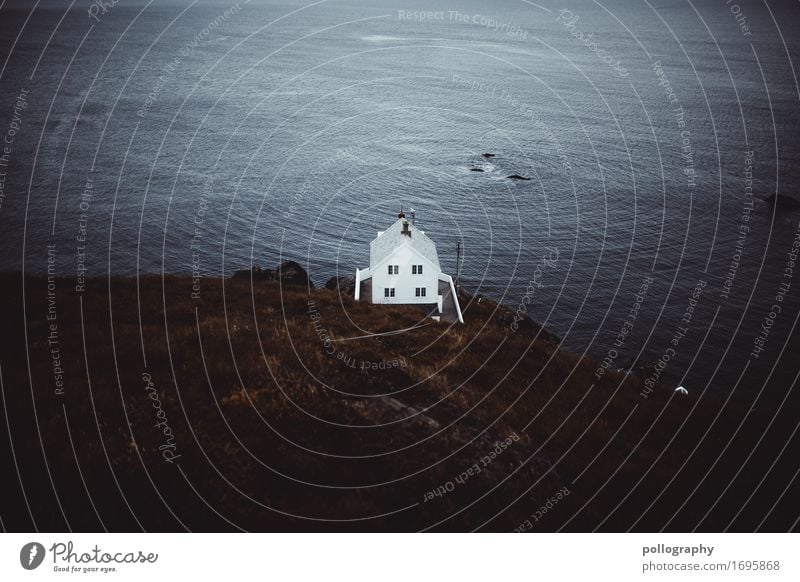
[455,241,462,293]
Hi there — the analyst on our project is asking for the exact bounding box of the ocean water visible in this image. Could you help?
[1,0,799,391]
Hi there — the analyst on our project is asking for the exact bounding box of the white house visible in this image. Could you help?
[354,215,463,323]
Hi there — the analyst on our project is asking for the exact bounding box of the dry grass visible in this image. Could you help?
[0,272,797,532]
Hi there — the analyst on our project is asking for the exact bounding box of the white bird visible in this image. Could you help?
[675,386,688,395]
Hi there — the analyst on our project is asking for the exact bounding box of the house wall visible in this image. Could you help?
[370,246,439,304]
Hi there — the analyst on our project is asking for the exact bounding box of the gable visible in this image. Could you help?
[371,243,440,274]
[370,218,440,269]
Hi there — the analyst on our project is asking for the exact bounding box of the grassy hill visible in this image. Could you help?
[0,267,797,531]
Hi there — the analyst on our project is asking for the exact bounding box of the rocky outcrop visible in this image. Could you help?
[325,275,356,296]
[232,260,315,288]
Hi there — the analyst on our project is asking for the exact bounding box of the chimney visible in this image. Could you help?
[401,219,411,237]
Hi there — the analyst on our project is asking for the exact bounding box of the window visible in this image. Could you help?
[384,288,395,298]
[412,265,423,275]
[388,265,399,275]
[415,287,426,297]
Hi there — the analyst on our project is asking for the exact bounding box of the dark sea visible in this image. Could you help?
[1,0,799,392]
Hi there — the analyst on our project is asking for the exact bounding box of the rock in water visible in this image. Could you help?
[764,193,800,211]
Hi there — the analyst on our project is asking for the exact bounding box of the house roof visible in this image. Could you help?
[370,218,440,268]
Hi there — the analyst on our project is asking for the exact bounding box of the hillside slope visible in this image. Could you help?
[0,268,797,531]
